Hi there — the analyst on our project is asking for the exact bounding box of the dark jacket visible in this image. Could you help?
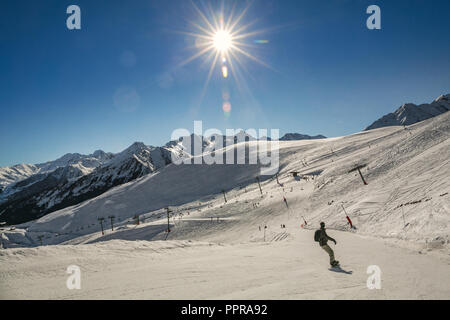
[319,228,336,246]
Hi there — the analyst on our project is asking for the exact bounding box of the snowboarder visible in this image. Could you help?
[314,222,339,267]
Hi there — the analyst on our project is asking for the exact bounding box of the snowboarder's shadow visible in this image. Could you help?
[328,266,353,275]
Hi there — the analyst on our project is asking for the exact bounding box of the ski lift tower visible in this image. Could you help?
[98,217,105,235]
[108,215,115,231]
[221,189,227,203]
[348,164,368,185]
[256,177,263,195]
[165,207,173,233]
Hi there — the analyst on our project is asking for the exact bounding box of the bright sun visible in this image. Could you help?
[213,30,232,53]
[176,1,271,97]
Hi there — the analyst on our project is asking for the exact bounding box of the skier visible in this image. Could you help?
[314,222,339,267]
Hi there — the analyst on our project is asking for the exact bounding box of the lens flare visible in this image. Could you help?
[221,65,228,78]
[223,101,231,113]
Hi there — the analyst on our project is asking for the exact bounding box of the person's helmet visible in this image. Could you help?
[320,222,325,228]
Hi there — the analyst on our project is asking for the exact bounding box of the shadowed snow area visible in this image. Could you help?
[0,112,449,299]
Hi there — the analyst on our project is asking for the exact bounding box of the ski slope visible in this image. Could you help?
[1,227,450,299]
[0,111,449,299]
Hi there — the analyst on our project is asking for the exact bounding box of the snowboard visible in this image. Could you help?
[328,263,353,274]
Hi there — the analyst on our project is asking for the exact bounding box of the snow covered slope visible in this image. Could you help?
[2,230,450,299]
[0,111,449,299]
[365,94,450,130]
[2,110,448,247]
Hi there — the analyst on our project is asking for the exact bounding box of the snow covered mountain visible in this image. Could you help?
[164,131,261,163]
[164,134,212,162]
[3,109,449,247]
[0,131,271,225]
[365,94,450,130]
[0,143,171,225]
[280,133,326,141]
[0,164,40,190]
[36,150,114,173]
[0,150,114,190]
[0,150,114,201]
[0,103,447,229]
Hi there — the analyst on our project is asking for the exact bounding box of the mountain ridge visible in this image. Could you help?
[365,94,450,131]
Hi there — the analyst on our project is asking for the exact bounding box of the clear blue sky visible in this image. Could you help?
[1,0,449,167]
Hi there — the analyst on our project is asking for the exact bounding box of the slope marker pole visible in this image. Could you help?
[341,204,354,229]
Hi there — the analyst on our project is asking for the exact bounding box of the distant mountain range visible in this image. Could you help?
[0,131,326,225]
[365,94,449,130]
[0,144,173,225]
[5,90,448,226]
[0,150,114,190]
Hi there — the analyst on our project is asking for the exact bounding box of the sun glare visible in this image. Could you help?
[213,30,232,53]
[175,1,272,103]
